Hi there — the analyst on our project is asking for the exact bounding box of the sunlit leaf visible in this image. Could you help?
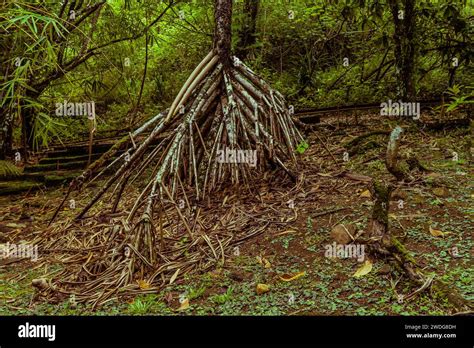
[279,271,306,282]
[353,260,373,278]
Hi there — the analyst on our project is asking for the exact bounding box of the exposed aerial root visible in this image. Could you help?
[41,51,304,306]
[63,52,303,224]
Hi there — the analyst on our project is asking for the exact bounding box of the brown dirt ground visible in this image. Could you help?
[0,111,472,315]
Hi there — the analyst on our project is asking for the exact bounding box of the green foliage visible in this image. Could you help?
[127,295,156,315]
[0,160,21,179]
[445,85,474,112]
[1,0,472,153]
[209,287,233,305]
[296,141,309,154]
[187,285,207,300]
[32,111,70,150]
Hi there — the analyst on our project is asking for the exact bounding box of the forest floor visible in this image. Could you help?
[1,112,472,315]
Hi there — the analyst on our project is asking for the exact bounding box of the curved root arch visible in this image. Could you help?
[76,52,303,223]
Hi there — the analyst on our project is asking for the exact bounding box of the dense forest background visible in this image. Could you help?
[1,0,472,155]
[0,0,473,317]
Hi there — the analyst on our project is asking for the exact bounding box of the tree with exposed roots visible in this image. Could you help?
[44,0,303,306]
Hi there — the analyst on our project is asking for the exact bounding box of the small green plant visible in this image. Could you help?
[210,287,233,305]
[128,296,153,315]
[280,235,293,249]
[429,198,443,206]
[0,160,21,179]
[296,141,309,154]
[306,216,313,232]
[187,286,206,300]
[438,84,474,113]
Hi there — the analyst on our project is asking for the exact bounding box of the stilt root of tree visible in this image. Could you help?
[41,51,304,306]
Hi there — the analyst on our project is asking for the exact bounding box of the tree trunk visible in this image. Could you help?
[0,107,14,160]
[448,64,458,88]
[213,0,233,67]
[0,35,14,160]
[389,0,417,101]
[236,0,259,60]
[21,89,41,151]
[402,0,416,101]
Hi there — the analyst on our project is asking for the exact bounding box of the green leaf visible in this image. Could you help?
[296,141,309,154]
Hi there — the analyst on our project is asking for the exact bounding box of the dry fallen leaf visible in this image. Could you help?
[279,271,306,282]
[275,230,298,237]
[353,260,373,278]
[429,226,450,237]
[263,258,271,268]
[256,256,271,269]
[359,190,371,198]
[178,298,189,310]
[256,283,270,295]
[164,292,173,305]
[5,223,26,229]
[432,187,449,198]
[31,278,49,290]
[169,268,180,285]
[137,280,150,290]
[317,172,333,177]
